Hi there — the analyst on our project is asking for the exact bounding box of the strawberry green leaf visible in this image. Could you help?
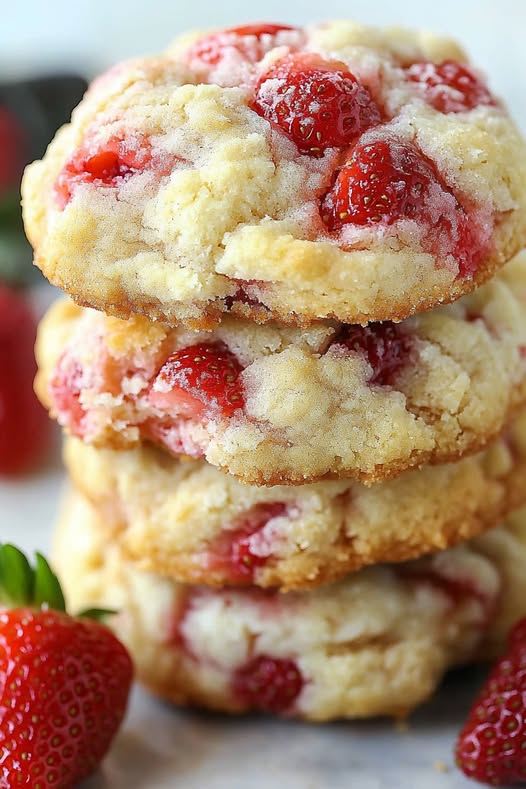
[33,553,66,612]
[0,544,33,606]
[77,608,118,623]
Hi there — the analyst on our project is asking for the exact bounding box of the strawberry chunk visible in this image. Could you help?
[406,60,495,114]
[232,655,304,713]
[321,137,482,276]
[188,23,297,66]
[253,54,381,156]
[331,322,412,387]
[0,286,50,475]
[54,133,172,208]
[150,341,245,419]
[456,615,526,785]
[206,502,288,582]
[322,138,444,228]
[49,353,87,436]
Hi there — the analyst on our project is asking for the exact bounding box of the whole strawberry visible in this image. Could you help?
[0,545,133,788]
[456,616,526,785]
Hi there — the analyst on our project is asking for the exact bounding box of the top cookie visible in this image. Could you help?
[22,21,526,328]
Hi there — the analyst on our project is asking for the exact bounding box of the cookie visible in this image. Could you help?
[63,406,526,590]
[37,253,526,485]
[23,21,526,329]
[54,489,512,721]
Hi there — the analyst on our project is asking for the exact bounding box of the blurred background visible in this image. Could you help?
[3,0,526,125]
[1,0,525,512]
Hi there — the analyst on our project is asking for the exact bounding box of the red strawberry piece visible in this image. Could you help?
[54,133,172,208]
[322,138,445,228]
[150,341,245,419]
[0,286,51,476]
[406,60,495,114]
[399,567,495,625]
[50,353,87,437]
[232,655,304,714]
[331,322,412,386]
[188,23,296,66]
[253,54,381,156]
[456,615,526,785]
[207,502,288,582]
[0,545,133,787]
[0,106,26,192]
[321,137,481,276]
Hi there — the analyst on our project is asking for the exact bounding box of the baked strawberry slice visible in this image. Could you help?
[0,544,133,787]
[54,132,176,208]
[49,353,88,437]
[253,54,381,155]
[331,322,412,386]
[406,60,495,114]
[205,502,288,582]
[322,138,446,228]
[149,341,245,419]
[188,23,297,66]
[321,137,481,276]
[456,615,526,785]
[232,655,304,714]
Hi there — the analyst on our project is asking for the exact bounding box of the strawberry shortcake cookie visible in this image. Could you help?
[36,252,526,485]
[23,21,526,328]
[63,407,526,590]
[53,491,526,721]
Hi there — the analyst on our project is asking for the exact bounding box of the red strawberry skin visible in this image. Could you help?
[456,616,526,785]
[253,54,381,155]
[0,607,133,788]
[150,341,245,419]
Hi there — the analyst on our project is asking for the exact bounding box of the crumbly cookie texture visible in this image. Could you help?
[37,253,526,485]
[63,406,526,590]
[55,490,512,721]
[22,21,526,328]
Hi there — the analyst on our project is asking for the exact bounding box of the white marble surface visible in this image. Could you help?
[2,0,526,785]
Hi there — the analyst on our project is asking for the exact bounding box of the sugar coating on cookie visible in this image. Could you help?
[36,253,526,485]
[54,490,518,721]
[23,21,526,327]
[62,406,526,590]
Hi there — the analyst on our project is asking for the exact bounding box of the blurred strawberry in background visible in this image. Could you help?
[0,107,26,192]
[0,75,86,475]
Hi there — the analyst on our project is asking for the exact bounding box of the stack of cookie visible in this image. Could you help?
[23,21,526,720]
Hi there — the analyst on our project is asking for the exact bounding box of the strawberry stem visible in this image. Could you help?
[77,607,118,622]
[33,553,66,612]
[0,544,66,611]
[0,544,33,606]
